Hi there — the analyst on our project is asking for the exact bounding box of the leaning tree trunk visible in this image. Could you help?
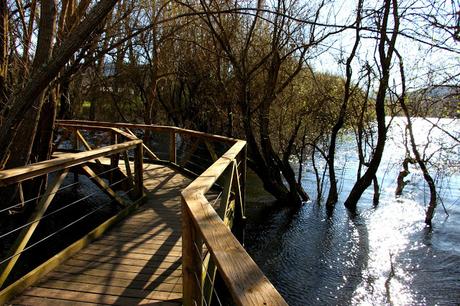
[0,0,120,169]
[0,0,8,107]
[4,0,57,170]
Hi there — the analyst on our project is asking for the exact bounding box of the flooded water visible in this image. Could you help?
[245,118,460,305]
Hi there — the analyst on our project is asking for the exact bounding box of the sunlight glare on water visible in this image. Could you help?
[246,118,460,305]
[351,195,426,305]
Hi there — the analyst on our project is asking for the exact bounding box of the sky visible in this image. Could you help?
[308,0,460,92]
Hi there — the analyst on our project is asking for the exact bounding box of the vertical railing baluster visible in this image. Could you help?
[240,145,247,217]
[109,131,119,184]
[134,143,144,199]
[169,130,176,163]
[182,199,203,306]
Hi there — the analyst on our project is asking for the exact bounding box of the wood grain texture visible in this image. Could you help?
[6,164,187,306]
[2,121,285,306]
[182,140,287,305]
[57,120,237,144]
[0,139,141,186]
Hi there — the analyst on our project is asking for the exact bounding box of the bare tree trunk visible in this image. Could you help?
[372,175,380,206]
[0,0,8,105]
[326,0,362,211]
[344,0,399,212]
[395,156,415,195]
[396,52,437,226]
[0,0,119,169]
[4,0,57,170]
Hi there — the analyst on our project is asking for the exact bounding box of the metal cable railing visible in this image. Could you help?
[0,187,135,266]
[0,166,121,214]
[0,175,129,240]
[0,130,144,290]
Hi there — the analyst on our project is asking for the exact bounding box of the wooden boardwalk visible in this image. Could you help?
[8,163,193,306]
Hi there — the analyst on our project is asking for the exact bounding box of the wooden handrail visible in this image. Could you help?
[0,139,142,186]
[182,140,287,306]
[0,121,285,305]
[57,120,237,144]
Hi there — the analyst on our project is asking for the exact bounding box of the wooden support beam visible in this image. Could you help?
[0,169,69,288]
[239,146,247,212]
[233,161,245,220]
[204,141,218,162]
[182,200,203,306]
[179,139,200,167]
[57,120,237,144]
[122,152,134,190]
[125,128,159,161]
[80,165,128,207]
[219,164,234,220]
[75,130,102,166]
[110,128,136,141]
[133,143,144,199]
[169,131,176,163]
[75,130,92,151]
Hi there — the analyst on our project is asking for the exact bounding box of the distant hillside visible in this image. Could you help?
[408,85,459,118]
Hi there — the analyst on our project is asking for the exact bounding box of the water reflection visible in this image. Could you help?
[245,118,460,305]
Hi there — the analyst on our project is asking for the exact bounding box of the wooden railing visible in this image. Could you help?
[0,126,144,290]
[0,120,287,305]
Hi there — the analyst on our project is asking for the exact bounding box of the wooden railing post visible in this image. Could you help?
[134,143,144,199]
[169,131,176,163]
[109,131,119,184]
[182,198,202,306]
[240,145,247,217]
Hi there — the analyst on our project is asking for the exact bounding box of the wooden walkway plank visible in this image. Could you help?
[8,164,189,306]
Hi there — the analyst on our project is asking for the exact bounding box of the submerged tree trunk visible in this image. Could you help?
[326,0,362,212]
[396,53,437,226]
[395,156,415,196]
[344,0,399,212]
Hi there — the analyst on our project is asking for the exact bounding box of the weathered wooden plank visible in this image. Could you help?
[0,192,144,305]
[11,295,100,306]
[182,141,246,196]
[53,265,182,284]
[83,243,182,257]
[183,193,287,306]
[57,258,182,277]
[16,287,175,305]
[181,139,286,305]
[78,248,181,262]
[35,279,182,301]
[0,169,69,288]
[45,271,182,292]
